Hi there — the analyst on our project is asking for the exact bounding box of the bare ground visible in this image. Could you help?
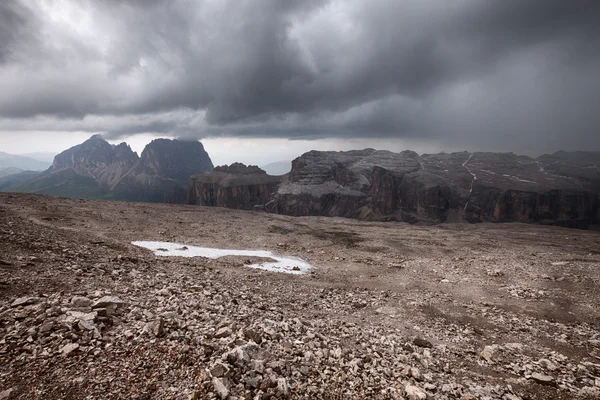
[0,193,599,399]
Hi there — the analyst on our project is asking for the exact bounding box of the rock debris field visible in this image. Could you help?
[0,192,599,399]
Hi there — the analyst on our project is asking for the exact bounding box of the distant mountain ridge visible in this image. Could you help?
[5,135,214,202]
[261,160,292,176]
[0,152,51,171]
[0,167,24,178]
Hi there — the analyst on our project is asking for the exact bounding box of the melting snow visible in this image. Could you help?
[131,241,312,275]
[462,154,477,212]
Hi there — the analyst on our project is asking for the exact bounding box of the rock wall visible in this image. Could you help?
[188,163,282,210]
[268,150,600,229]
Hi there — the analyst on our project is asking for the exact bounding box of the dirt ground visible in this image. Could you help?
[0,193,599,399]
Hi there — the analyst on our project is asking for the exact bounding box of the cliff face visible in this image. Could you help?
[188,163,281,210]
[51,135,139,185]
[266,150,600,228]
[135,139,213,182]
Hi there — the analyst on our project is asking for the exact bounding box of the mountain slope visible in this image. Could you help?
[0,170,40,191]
[0,167,24,178]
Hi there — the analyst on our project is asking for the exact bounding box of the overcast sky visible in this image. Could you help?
[0,0,599,165]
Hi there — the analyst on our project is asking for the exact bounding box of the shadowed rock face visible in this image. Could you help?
[267,150,600,228]
[135,139,213,182]
[188,163,282,210]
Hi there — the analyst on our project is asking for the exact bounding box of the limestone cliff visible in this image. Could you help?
[188,163,281,210]
[267,150,600,228]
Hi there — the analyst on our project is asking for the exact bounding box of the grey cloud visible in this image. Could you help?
[0,0,599,154]
[0,0,37,64]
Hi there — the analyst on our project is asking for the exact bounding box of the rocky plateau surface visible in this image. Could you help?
[265,150,600,229]
[0,192,599,399]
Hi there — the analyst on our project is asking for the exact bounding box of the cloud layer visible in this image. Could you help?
[1,0,599,152]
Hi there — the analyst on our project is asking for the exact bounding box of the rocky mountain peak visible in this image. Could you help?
[52,135,115,170]
[113,142,139,163]
[138,139,214,183]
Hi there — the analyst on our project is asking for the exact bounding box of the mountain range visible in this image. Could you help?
[189,149,600,229]
[4,135,213,203]
[0,151,52,171]
[3,134,600,229]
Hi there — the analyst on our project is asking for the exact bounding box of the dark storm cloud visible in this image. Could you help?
[0,0,37,64]
[0,0,599,152]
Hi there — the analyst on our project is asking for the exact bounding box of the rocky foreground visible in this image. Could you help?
[0,193,599,399]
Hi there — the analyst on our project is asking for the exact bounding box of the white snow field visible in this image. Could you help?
[132,241,312,275]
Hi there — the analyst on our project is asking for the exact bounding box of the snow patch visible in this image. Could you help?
[462,154,477,212]
[131,241,312,275]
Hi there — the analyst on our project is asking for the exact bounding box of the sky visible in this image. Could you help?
[0,0,599,165]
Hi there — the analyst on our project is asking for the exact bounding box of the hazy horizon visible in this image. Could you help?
[3,133,595,169]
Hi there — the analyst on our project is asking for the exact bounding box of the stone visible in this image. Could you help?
[11,297,39,307]
[405,383,427,400]
[77,319,96,331]
[92,296,124,309]
[412,337,433,348]
[530,372,555,386]
[480,345,497,361]
[214,326,232,339]
[333,347,342,359]
[539,358,557,371]
[60,343,79,356]
[39,320,55,333]
[276,378,290,397]
[243,328,262,344]
[211,363,230,378]
[245,373,262,389]
[226,345,255,368]
[410,367,422,381]
[66,310,97,321]
[0,388,13,400]
[142,318,165,337]
[212,377,229,399]
[70,296,92,308]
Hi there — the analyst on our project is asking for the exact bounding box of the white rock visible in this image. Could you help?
[276,378,290,396]
[0,388,13,400]
[92,296,124,309]
[212,377,229,399]
[70,296,92,308]
[11,297,38,307]
[405,383,427,400]
[60,343,79,356]
[480,345,497,361]
[214,326,232,339]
